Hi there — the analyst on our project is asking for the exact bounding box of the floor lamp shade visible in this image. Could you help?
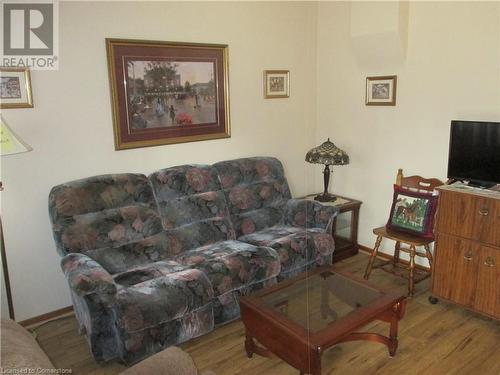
[1,117,32,156]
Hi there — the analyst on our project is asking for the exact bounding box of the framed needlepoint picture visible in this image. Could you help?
[365,75,397,106]
[106,38,230,150]
[264,70,290,99]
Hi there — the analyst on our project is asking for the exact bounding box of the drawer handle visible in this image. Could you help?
[463,251,474,261]
[484,257,495,267]
[478,208,489,216]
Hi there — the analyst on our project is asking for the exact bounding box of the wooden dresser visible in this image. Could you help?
[431,185,500,319]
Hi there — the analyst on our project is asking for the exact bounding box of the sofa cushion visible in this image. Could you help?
[115,268,214,332]
[49,174,156,220]
[173,240,280,297]
[238,225,302,244]
[149,165,221,199]
[149,165,236,255]
[159,191,229,229]
[113,260,190,287]
[161,219,235,256]
[214,157,292,237]
[239,226,335,277]
[84,233,171,274]
[231,207,285,237]
[83,218,236,274]
[49,174,162,256]
[53,205,163,255]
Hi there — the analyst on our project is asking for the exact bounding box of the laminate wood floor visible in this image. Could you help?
[33,254,500,375]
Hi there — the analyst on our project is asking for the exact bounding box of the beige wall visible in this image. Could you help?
[1,1,318,320]
[316,1,500,260]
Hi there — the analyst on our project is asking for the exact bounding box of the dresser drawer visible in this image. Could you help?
[436,189,500,246]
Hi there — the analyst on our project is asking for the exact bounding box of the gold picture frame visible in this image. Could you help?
[365,75,397,106]
[0,67,33,109]
[264,70,290,99]
[106,38,230,150]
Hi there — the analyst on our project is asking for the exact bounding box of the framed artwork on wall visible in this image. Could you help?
[0,67,33,109]
[365,75,397,106]
[264,70,290,99]
[106,38,230,150]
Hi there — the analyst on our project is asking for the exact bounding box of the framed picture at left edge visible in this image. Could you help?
[106,38,230,150]
[0,67,33,109]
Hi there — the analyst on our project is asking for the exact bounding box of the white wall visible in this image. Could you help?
[1,1,318,320]
[316,1,500,259]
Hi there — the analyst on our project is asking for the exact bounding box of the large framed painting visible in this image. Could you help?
[0,67,33,109]
[106,39,230,150]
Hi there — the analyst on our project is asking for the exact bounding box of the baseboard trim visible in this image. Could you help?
[19,306,73,328]
[359,244,431,272]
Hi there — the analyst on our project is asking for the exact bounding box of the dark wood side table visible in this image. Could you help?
[303,194,362,263]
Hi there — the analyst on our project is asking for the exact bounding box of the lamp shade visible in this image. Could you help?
[305,138,349,166]
[0,117,32,156]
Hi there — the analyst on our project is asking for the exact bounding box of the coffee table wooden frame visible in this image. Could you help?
[240,267,406,375]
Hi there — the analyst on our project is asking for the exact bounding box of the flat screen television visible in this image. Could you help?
[447,120,500,188]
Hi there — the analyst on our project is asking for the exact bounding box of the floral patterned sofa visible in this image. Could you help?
[48,157,338,365]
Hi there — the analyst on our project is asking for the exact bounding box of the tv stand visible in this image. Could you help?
[431,185,499,319]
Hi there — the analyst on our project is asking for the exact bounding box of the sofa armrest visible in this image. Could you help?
[61,253,116,297]
[284,198,339,232]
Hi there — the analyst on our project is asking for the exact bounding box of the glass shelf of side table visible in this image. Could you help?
[303,194,362,263]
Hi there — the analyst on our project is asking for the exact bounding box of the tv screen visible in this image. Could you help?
[447,120,500,186]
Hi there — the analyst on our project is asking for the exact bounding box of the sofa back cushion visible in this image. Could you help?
[213,157,292,237]
[149,165,235,256]
[49,174,164,259]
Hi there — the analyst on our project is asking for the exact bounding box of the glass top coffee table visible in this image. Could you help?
[240,267,406,375]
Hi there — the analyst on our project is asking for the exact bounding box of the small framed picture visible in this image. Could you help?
[0,67,33,109]
[264,70,290,99]
[365,75,397,106]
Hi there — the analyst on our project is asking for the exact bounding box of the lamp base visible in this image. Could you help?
[314,193,337,202]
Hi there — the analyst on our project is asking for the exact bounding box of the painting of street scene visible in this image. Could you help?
[126,60,216,130]
[391,196,429,231]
